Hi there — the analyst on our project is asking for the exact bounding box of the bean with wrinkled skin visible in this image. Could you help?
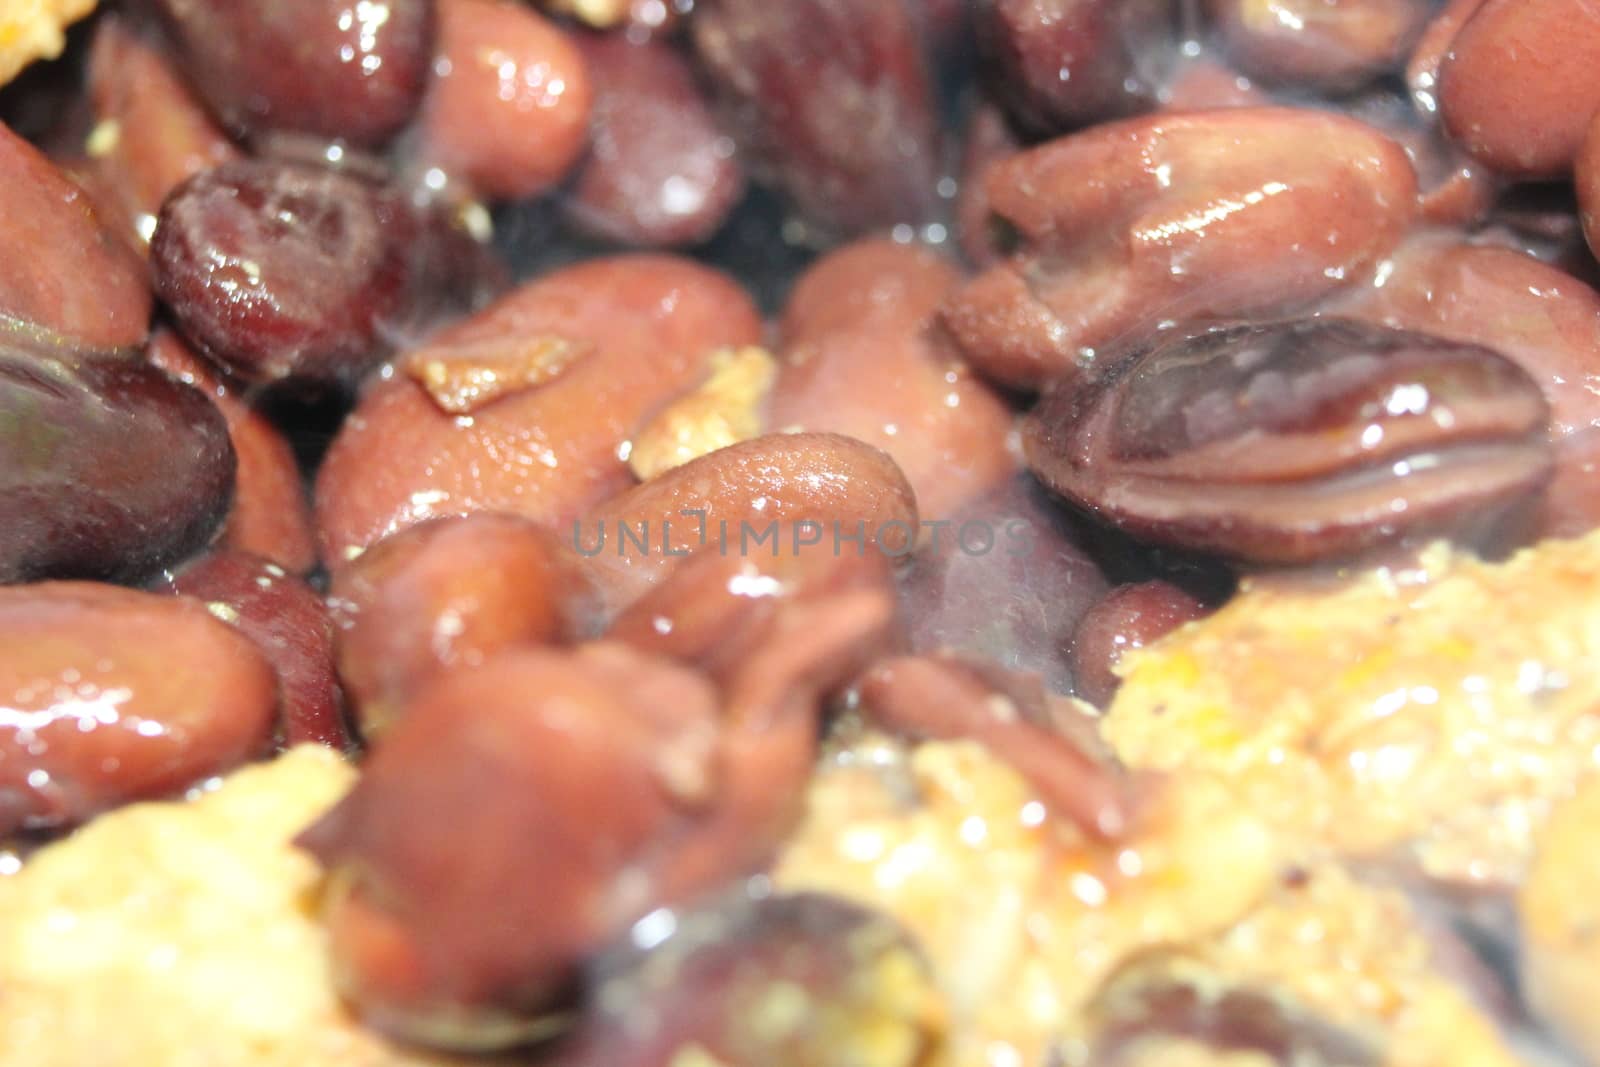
[84,16,240,249]
[0,326,235,584]
[975,0,1171,135]
[943,108,1418,391]
[302,564,896,1048]
[689,0,944,237]
[1024,318,1553,565]
[1205,0,1429,92]
[316,256,763,564]
[1068,580,1208,707]
[157,550,349,751]
[579,432,919,614]
[770,240,1016,521]
[146,329,318,574]
[0,582,276,834]
[329,514,597,738]
[416,0,592,201]
[858,654,1134,838]
[561,34,743,248]
[149,0,433,147]
[151,159,413,385]
[0,121,150,349]
[548,892,944,1067]
[1438,0,1600,179]
[899,473,1109,692]
[955,103,1021,271]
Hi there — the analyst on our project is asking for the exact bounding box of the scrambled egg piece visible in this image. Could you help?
[0,747,499,1067]
[774,734,1285,1067]
[0,0,96,87]
[1105,531,1600,887]
[1519,775,1600,1065]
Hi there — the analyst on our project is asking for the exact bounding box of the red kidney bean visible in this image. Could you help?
[561,33,743,248]
[0,326,235,584]
[151,159,413,385]
[942,108,1418,391]
[770,239,1016,520]
[0,121,151,349]
[149,0,433,146]
[1068,580,1208,707]
[416,0,593,201]
[1024,318,1553,565]
[975,0,1172,135]
[328,513,596,737]
[1205,0,1430,92]
[303,564,895,1047]
[0,582,277,834]
[1340,91,1496,229]
[899,473,1109,692]
[84,16,240,248]
[1438,0,1600,179]
[689,0,945,236]
[857,654,1134,837]
[549,891,942,1067]
[579,432,919,614]
[1575,114,1600,262]
[1406,0,1487,117]
[955,103,1022,271]
[315,255,763,565]
[157,550,349,751]
[145,329,318,574]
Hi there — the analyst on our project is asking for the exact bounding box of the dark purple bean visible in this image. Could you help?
[0,324,234,584]
[156,550,351,752]
[1089,963,1380,1067]
[562,34,744,248]
[1069,580,1208,707]
[551,890,944,1067]
[974,0,1173,136]
[150,160,410,385]
[1023,319,1554,565]
[149,0,433,146]
[900,474,1109,693]
[689,0,944,237]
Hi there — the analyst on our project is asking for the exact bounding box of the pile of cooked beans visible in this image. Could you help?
[3,0,1600,1059]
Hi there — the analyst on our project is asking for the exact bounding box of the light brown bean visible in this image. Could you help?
[1206,0,1430,91]
[0,582,277,834]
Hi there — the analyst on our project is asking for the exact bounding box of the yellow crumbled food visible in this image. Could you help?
[1519,775,1600,1065]
[0,746,502,1067]
[0,0,96,88]
[1105,530,1600,886]
[774,734,1284,1067]
[627,346,778,482]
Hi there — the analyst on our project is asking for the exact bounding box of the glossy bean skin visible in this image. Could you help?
[1023,319,1554,566]
[548,892,944,1067]
[0,122,150,349]
[689,0,944,236]
[145,329,317,574]
[315,256,763,564]
[579,432,920,615]
[899,473,1108,691]
[770,240,1016,521]
[302,561,896,1048]
[1205,0,1429,92]
[0,327,235,584]
[1405,0,1487,118]
[942,108,1418,391]
[84,16,241,248]
[157,551,349,751]
[149,0,433,146]
[1575,114,1600,262]
[329,514,597,738]
[417,0,592,201]
[857,654,1133,838]
[562,34,743,248]
[1068,580,1208,707]
[975,0,1170,135]
[151,160,412,385]
[1438,0,1600,179]
[0,582,277,834]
